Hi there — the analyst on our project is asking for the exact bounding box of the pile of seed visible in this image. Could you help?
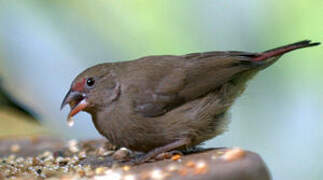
[0,139,121,179]
[0,137,246,179]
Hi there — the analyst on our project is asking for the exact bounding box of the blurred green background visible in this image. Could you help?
[0,0,322,179]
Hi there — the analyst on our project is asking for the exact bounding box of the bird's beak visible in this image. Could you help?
[61,90,88,120]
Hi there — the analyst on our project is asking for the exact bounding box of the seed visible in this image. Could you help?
[8,155,16,161]
[194,161,207,174]
[68,139,79,153]
[171,154,181,161]
[167,164,179,172]
[42,151,52,157]
[150,169,164,179]
[122,166,131,171]
[95,167,108,175]
[112,148,131,160]
[15,157,24,163]
[78,151,87,159]
[222,148,245,162]
[10,144,21,153]
[185,161,195,168]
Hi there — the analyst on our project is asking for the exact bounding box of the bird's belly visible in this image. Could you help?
[92,115,176,152]
[92,90,231,152]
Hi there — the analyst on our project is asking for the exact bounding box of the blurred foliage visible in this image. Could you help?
[0,81,37,120]
[0,80,45,136]
[0,107,47,136]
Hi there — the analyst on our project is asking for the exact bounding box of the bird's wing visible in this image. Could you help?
[132,51,260,117]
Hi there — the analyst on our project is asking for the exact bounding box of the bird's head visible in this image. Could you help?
[61,63,120,123]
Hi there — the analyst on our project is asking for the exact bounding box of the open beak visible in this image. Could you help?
[61,90,88,122]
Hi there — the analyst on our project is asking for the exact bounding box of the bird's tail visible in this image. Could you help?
[253,40,320,61]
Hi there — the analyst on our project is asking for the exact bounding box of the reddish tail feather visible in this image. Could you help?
[253,40,320,61]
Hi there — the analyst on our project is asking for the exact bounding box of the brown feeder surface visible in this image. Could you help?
[0,136,271,180]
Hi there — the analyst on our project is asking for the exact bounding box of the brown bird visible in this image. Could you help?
[61,40,319,163]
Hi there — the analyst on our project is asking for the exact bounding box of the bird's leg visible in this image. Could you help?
[132,138,190,164]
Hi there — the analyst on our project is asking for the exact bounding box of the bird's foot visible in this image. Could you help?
[125,138,190,166]
[154,150,183,160]
[125,150,184,166]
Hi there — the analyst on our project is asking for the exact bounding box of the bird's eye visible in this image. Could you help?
[86,78,95,87]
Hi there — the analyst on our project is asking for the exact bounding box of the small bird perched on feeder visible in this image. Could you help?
[61,40,320,163]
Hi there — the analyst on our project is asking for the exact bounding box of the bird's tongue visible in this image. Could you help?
[67,99,88,127]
